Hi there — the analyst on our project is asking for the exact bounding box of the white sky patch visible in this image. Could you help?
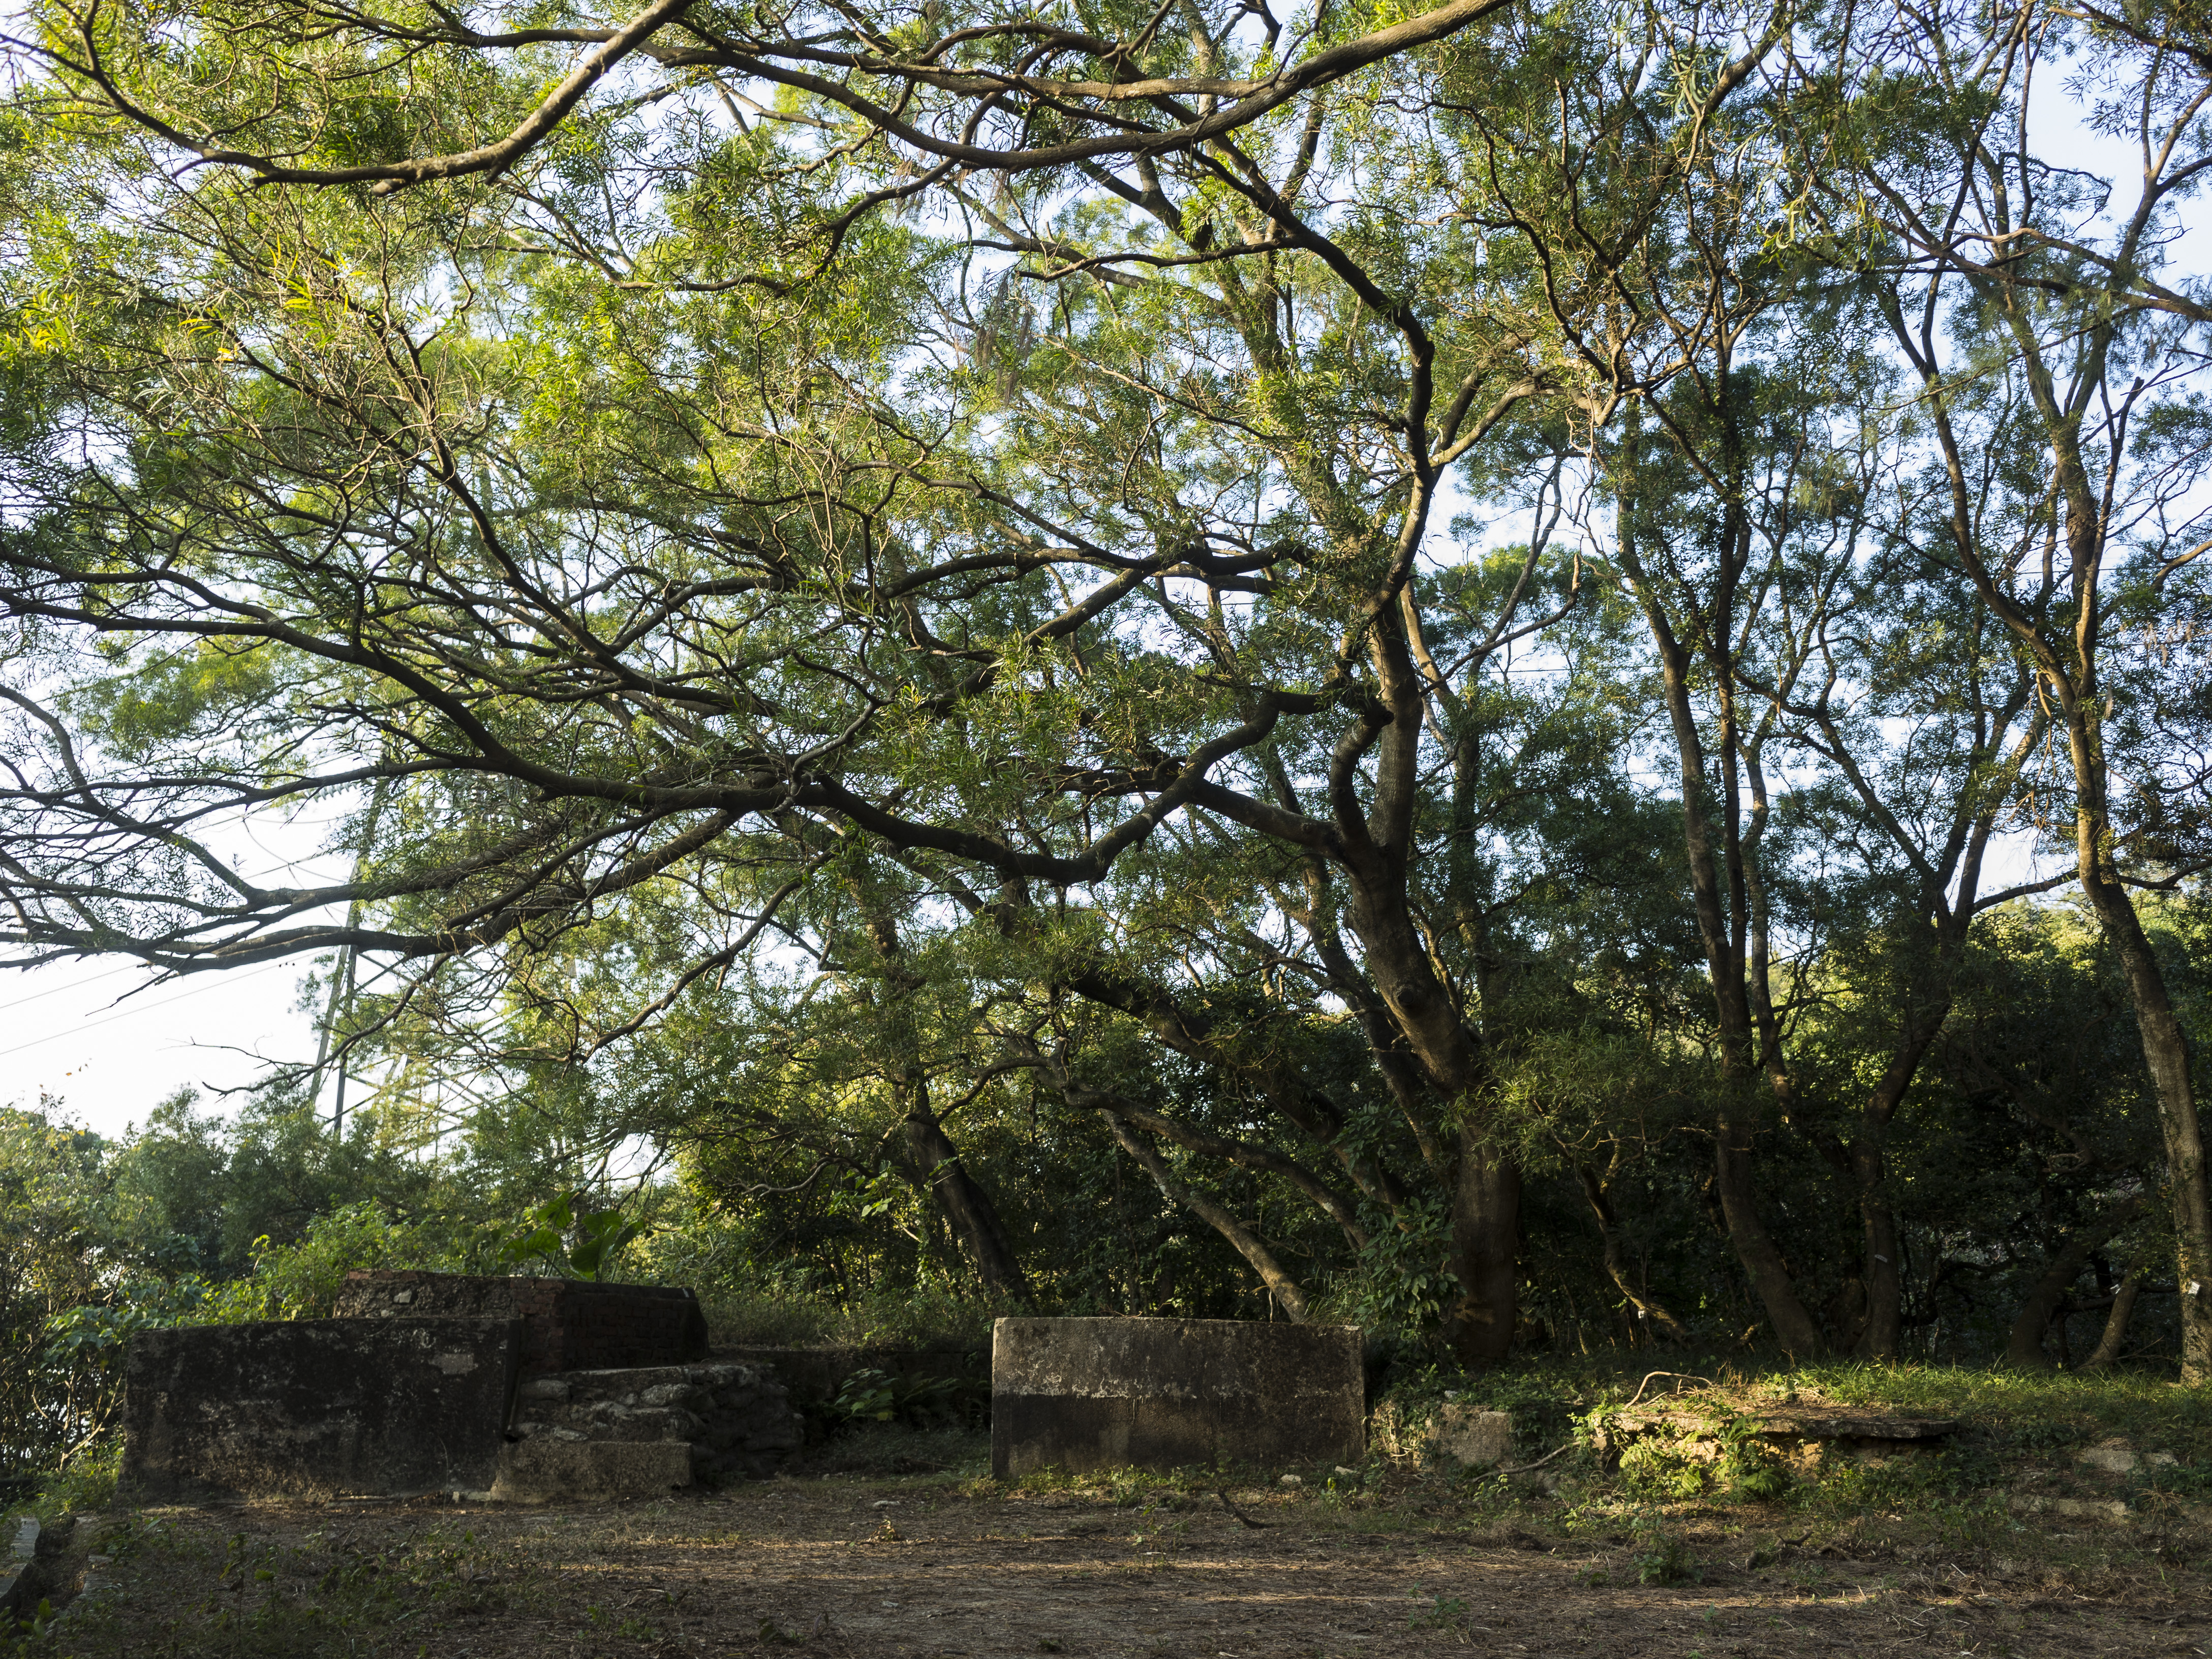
[2,811,351,1139]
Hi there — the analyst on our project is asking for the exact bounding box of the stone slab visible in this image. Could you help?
[1371,1401,1514,1468]
[335,1272,707,1376]
[489,1438,693,1503]
[118,1317,520,1502]
[0,1518,37,1619]
[991,1317,1363,1479]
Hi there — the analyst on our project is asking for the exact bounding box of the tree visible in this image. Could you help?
[1793,0,2212,1379]
[5,0,2206,1372]
[10,0,1744,1362]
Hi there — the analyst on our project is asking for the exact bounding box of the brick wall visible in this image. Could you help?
[334,1272,708,1375]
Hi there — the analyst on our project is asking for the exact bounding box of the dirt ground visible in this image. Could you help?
[26,1467,2212,1659]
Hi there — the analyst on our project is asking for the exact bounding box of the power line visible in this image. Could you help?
[0,959,296,1064]
[0,959,144,1016]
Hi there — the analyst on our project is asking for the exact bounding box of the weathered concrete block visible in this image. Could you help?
[990,1317,1363,1479]
[1430,1405,1513,1467]
[489,1439,693,1503]
[119,1318,520,1502]
[0,1518,40,1620]
[1371,1400,1514,1469]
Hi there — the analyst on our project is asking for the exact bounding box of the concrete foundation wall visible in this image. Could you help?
[335,1272,707,1375]
[119,1318,521,1502]
[991,1317,1364,1479]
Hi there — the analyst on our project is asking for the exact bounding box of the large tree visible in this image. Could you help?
[4,0,2205,1369]
[6,0,1760,1361]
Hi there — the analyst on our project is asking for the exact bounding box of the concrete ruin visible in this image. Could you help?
[990,1316,1364,1478]
[118,1274,802,1504]
[497,1361,804,1498]
[118,1284,1374,1501]
[332,1270,709,1374]
[119,1317,524,1502]
[1370,1398,1515,1469]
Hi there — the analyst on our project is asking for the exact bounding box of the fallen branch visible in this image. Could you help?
[1494,1442,1575,1477]
[1217,1489,1276,1529]
[1621,1370,1716,1410]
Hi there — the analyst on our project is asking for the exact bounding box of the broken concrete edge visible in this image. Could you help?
[26,1513,148,1634]
[1600,1408,1959,1443]
[491,1439,694,1504]
[0,1516,37,1620]
[2075,1440,2179,1474]
[1370,1395,1967,1474]
[0,1512,102,1626]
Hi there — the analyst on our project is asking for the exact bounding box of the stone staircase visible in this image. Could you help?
[493,1361,805,1501]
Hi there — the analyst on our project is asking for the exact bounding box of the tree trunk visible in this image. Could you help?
[1852,1021,1942,1358]
[1101,1113,1308,1319]
[2005,1194,2145,1370]
[1443,1131,1521,1365]
[1615,494,1823,1357]
[2064,710,2212,1385]
[2006,1240,2091,1371]
[1575,1162,1692,1342]
[904,1101,1035,1306]
[2077,1270,2142,1374]
[2081,888,2212,1382]
[1333,614,1522,1360]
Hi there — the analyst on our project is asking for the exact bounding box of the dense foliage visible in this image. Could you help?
[1,0,2208,1457]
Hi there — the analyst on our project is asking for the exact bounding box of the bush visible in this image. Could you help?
[194,1200,498,1323]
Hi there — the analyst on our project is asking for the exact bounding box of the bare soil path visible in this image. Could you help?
[31,1472,2212,1659]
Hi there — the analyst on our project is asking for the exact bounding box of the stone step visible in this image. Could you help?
[507,1361,805,1491]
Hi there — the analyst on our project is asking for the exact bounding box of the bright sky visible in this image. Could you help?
[1,808,352,1139]
[0,954,326,1137]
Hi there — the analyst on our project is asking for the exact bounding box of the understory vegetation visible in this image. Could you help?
[8,1358,2210,1657]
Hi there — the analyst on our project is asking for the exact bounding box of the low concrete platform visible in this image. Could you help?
[991,1317,1363,1479]
[119,1317,521,1501]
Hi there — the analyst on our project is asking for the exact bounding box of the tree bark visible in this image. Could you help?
[904,1100,1035,1306]
[1575,1162,1692,1343]
[2069,805,2212,1383]
[1100,1112,1309,1320]
[1326,605,1522,1363]
[1851,1022,1942,1357]
[2004,1194,2145,1370]
[1891,191,2212,1384]
[1443,1132,1521,1364]
[2077,1270,2142,1374]
[1614,444,1824,1358]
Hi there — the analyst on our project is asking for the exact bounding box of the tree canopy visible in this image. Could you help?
[3,0,2209,1376]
